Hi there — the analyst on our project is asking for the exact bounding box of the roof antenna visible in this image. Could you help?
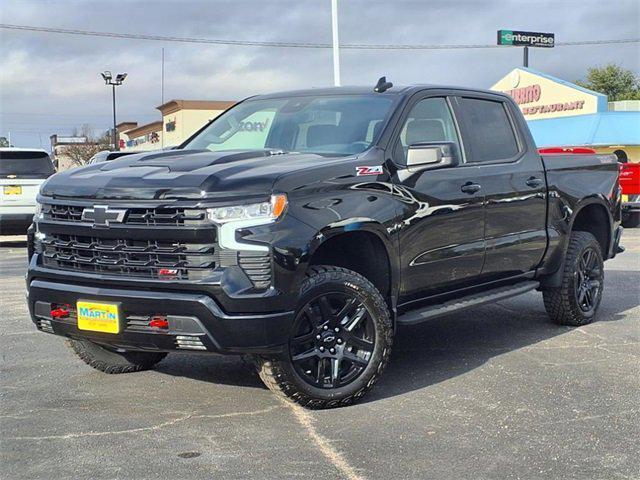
[374,76,393,93]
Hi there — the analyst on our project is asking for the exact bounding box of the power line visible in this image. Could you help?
[1,24,638,50]
[0,112,158,117]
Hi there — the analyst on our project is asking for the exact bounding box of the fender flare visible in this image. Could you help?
[541,196,613,288]
[299,217,400,317]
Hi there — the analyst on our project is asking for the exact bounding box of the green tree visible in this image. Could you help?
[0,136,11,147]
[576,64,640,101]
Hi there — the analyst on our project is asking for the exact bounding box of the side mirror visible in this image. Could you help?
[406,142,458,172]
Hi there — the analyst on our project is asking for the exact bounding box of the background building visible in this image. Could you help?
[491,67,640,163]
[120,121,162,152]
[120,99,235,152]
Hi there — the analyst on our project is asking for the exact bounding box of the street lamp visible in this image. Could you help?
[101,71,127,151]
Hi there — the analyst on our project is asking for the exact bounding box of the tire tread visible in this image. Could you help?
[67,339,167,374]
[256,265,393,409]
[542,231,603,326]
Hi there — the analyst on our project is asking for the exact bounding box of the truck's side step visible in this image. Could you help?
[397,281,540,325]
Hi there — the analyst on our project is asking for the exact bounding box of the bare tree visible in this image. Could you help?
[63,129,112,167]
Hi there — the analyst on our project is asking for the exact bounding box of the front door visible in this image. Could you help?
[391,95,485,305]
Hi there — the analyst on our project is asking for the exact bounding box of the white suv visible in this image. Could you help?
[0,148,55,235]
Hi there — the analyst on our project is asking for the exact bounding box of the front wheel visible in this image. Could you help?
[543,231,604,326]
[256,266,393,409]
[67,339,168,374]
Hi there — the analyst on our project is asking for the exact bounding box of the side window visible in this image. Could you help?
[459,98,519,162]
[396,97,461,164]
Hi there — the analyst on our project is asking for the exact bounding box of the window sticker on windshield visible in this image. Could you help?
[356,166,383,176]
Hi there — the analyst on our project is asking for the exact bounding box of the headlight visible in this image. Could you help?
[33,201,43,221]
[207,194,288,253]
[207,194,287,224]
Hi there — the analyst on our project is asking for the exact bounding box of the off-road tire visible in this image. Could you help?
[255,266,393,409]
[543,231,604,326]
[67,338,168,374]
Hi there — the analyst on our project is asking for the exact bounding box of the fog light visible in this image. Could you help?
[149,316,169,329]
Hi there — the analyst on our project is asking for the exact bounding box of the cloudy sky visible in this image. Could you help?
[1,0,638,149]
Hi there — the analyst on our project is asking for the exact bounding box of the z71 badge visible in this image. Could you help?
[356,166,383,176]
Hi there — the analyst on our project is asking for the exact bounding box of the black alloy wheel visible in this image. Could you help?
[289,292,375,389]
[574,247,603,313]
[255,266,393,409]
[543,231,604,326]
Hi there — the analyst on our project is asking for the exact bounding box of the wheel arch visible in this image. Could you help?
[569,198,613,257]
[541,197,613,288]
[303,219,399,316]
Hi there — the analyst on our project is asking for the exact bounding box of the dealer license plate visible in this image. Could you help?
[77,301,120,334]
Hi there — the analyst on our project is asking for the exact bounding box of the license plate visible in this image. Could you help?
[77,301,120,334]
[3,185,22,195]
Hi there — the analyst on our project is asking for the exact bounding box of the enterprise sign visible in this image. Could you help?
[497,30,555,48]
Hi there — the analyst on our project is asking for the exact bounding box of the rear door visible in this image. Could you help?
[453,95,547,280]
[0,151,55,208]
[390,93,485,304]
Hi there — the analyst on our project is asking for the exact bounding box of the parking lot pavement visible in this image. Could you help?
[1,231,638,480]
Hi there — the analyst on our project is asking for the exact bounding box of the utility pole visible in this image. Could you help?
[161,48,165,150]
[331,0,341,86]
[161,47,165,105]
[523,46,529,67]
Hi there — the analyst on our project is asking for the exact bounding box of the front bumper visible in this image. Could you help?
[28,279,294,355]
[0,212,34,235]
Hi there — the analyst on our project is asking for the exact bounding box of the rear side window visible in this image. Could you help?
[0,151,55,178]
[459,98,519,162]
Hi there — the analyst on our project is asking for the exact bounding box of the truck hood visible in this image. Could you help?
[41,149,359,201]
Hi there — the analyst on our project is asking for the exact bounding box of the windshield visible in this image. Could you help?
[183,95,394,156]
[0,151,55,178]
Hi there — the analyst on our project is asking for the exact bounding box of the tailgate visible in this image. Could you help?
[0,179,43,207]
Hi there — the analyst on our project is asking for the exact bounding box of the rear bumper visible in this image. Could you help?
[622,200,640,213]
[27,279,295,355]
[0,213,33,235]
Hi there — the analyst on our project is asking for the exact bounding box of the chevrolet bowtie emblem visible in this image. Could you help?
[81,205,127,228]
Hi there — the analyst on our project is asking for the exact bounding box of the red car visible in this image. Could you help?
[619,162,640,228]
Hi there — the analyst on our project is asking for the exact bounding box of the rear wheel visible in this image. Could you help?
[543,231,604,326]
[256,266,393,409]
[67,339,168,374]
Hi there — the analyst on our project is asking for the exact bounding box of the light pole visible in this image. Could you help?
[101,71,127,151]
[331,0,340,86]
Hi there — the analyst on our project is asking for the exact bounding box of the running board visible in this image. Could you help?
[397,281,540,325]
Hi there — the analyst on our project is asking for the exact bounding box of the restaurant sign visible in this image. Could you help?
[491,68,605,121]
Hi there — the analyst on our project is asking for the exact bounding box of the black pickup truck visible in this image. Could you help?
[27,80,623,408]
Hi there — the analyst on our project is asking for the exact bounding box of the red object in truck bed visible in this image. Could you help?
[538,147,597,154]
[619,163,640,195]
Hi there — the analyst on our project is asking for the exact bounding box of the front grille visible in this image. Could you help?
[238,251,272,289]
[41,234,215,280]
[42,204,208,227]
[37,319,54,333]
[175,335,207,350]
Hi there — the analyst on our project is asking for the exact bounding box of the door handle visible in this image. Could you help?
[526,177,544,188]
[461,182,481,194]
